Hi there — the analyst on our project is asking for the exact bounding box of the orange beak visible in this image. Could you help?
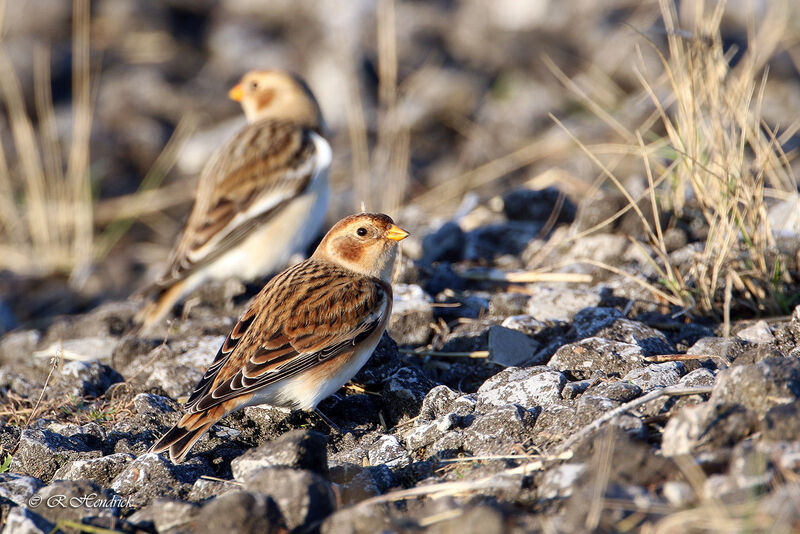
[228,83,244,102]
[386,224,409,241]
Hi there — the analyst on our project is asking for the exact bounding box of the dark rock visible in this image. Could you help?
[352,333,403,388]
[487,325,542,367]
[502,187,575,224]
[572,188,627,233]
[330,464,396,505]
[133,392,179,418]
[686,337,752,367]
[762,400,800,441]
[191,490,282,533]
[388,283,434,345]
[548,337,646,380]
[732,345,786,366]
[672,323,715,350]
[422,221,465,264]
[33,480,118,524]
[570,308,675,355]
[560,380,592,400]
[464,222,541,260]
[571,307,624,337]
[238,467,334,531]
[52,453,135,486]
[11,429,99,482]
[111,453,212,507]
[230,430,328,480]
[476,366,565,410]
[382,366,435,424]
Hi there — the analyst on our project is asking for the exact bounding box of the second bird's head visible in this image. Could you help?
[314,213,409,282]
[229,70,324,129]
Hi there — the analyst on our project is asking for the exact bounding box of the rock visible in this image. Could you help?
[192,491,282,533]
[387,283,434,345]
[762,400,800,441]
[464,222,541,260]
[487,325,542,367]
[52,453,135,486]
[33,480,118,524]
[502,187,575,224]
[230,430,328,480]
[661,480,694,507]
[679,368,716,388]
[570,307,623,337]
[52,360,123,398]
[499,314,546,336]
[686,337,751,366]
[537,463,587,500]
[476,366,566,410]
[711,357,800,415]
[418,385,462,420]
[238,467,334,530]
[111,453,211,507]
[33,337,119,364]
[560,380,592,400]
[11,428,99,482]
[402,414,458,451]
[422,221,465,264]
[427,504,506,534]
[125,336,224,398]
[127,498,199,533]
[463,404,537,455]
[382,366,435,424]
[133,393,179,418]
[0,507,54,534]
[0,473,44,506]
[525,285,602,322]
[661,402,758,457]
[736,320,775,344]
[586,381,642,403]
[366,435,408,468]
[623,362,685,390]
[490,294,532,317]
[333,465,397,504]
[548,337,646,380]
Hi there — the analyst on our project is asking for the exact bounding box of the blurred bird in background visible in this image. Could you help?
[135,70,331,331]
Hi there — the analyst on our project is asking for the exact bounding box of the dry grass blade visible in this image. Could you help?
[456,268,592,284]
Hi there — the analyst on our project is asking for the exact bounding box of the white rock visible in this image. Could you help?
[477,366,566,409]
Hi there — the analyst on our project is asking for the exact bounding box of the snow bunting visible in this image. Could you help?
[151,213,409,462]
[136,70,331,331]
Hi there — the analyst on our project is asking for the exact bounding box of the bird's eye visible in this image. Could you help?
[250,81,258,90]
[356,227,368,237]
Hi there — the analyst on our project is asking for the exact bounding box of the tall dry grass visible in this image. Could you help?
[553,0,798,319]
[0,0,93,284]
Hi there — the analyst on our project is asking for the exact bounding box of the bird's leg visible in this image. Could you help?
[313,409,343,434]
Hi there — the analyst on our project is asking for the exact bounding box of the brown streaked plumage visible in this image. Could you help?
[136,70,331,332]
[150,213,409,462]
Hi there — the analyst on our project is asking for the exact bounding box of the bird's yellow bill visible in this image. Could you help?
[386,224,409,241]
[228,83,244,102]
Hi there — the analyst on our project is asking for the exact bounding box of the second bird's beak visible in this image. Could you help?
[228,83,244,102]
[386,224,410,241]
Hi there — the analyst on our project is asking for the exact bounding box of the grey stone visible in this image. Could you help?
[231,430,328,480]
[388,283,434,345]
[52,360,123,398]
[133,393,178,418]
[487,325,542,367]
[502,187,575,223]
[593,318,675,356]
[549,337,645,380]
[561,380,592,400]
[111,452,211,507]
[33,337,119,364]
[463,404,537,455]
[571,307,624,338]
[11,428,99,482]
[0,473,44,506]
[366,435,408,468]
[476,366,566,410]
[661,480,694,507]
[427,504,506,534]
[525,285,602,322]
[402,415,456,450]
[239,467,334,530]
[52,453,135,486]
[418,385,461,420]
[34,480,117,524]
[382,366,434,424]
[0,506,54,534]
[538,463,587,500]
[623,362,685,390]
[679,368,716,388]
[192,490,281,533]
[736,320,775,344]
[686,337,751,366]
[711,357,800,415]
[762,400,800,441]
[127,498,198,532]
[587,381,642,403]
[500,314,546,336]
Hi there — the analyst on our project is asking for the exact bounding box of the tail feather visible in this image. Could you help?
[150,408,222,463]
[134,279,190,333]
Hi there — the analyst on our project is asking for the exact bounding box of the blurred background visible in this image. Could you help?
[0,0,799,328]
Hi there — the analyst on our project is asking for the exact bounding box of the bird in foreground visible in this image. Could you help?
[151,213,409,462]
[136,70,331,331]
